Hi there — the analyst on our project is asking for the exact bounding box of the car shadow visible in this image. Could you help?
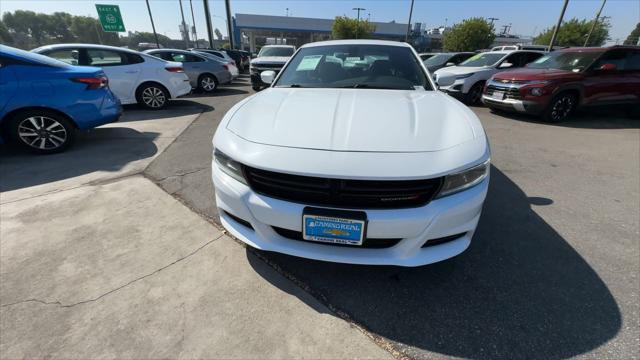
[187,88,249,98]
[0,128,159,192]
[122,100,213,120]
[490,106,639,129]
[246,166,621,359]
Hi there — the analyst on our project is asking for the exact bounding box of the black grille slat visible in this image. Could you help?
[244,165,443,209]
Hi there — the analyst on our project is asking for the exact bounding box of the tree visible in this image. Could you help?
[120,31,171,49]
[331,16,375,39]
[0,20,12,45]
[533,18,610,47]
[442,18,495,52]
[623,22,640,45]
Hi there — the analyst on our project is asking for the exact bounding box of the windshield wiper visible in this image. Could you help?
[338,84,410,90]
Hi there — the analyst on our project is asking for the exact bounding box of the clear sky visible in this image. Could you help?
[1,0,638,44]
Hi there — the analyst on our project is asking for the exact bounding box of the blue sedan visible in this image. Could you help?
[0,45,122,154]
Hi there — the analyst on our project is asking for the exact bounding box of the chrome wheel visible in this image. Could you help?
[141,86,166,108]
[550,96,574,122]
[201,76,217,92]
[17,116,68,150]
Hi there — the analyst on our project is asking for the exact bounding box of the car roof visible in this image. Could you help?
[145,48,189,53]
[33,43,142,54]
[302,39,410,49]
[261,44,296,48]
[556,46,630,53]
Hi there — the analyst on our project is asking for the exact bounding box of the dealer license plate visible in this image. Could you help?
[491,90,505,100]
[302,207,366,246]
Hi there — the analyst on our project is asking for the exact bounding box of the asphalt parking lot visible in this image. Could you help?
[1,76,638,359]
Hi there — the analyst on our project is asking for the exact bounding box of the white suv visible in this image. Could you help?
[212,40,490,267]
[33,44,192,109]
[434,50,545,105]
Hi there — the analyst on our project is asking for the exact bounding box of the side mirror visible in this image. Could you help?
[499,62,513,69]
[598,63,617,71]
[445,62,455,67]
[435,73,455,88]
[260,70,276,84]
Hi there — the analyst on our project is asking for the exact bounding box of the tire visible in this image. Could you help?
[543,92,577,123]
[8,110,75,154]
[252,85,261,92]
[198,74,218,93]
[464,82,485,106]
[136,83,169,110]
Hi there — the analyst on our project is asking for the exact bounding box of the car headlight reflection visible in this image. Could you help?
[214,148,247,185]
[436,159,490,198]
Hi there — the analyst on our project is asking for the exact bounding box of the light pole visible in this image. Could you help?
[145,0,160,48]
[189,0,198,47]
[353,7,365,39]
[225,0,234,49]
[405,0,415,42]
[548,0,569,52]
[584,0,607,46]
[178,0,190,48]
[203,0,215,49]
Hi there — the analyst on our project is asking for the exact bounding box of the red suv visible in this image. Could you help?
[482,46,640,122]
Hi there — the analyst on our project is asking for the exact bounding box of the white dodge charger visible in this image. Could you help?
[212,40,490,267]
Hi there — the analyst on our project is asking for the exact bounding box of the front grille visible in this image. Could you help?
[243,166,443,209]
[486,85,522,100]
[252,63,284,70]
[272,226,402,248]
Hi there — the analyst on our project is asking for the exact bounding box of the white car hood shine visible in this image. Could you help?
[251,56,290,65]
[434,66,488,76]
[226,88,477,153]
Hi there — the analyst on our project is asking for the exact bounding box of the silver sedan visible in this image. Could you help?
[144,49,232,92]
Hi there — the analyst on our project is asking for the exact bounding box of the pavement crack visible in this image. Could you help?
[152,167,209,183]
[0,233,224,310]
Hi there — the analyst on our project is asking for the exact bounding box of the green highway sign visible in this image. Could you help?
[95,4,126,32]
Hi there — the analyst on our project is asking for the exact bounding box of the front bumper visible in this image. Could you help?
[481,95,544,114]
[212,164,489,267]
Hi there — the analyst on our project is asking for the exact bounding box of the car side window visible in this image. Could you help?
[525,52,544,65]
[154,52,173,61]
[592,50,627,70]
[184,54,204,62]
[625,51,640,71]
[87,49,127,67]
[127,53,145,64]
[501,53,523,67]
[44,49,80,65]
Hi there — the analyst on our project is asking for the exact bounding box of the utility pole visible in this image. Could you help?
[178,0,190,48]
[189,0,198,47]
[548,0,569,52]
[353,7,365,39]
[405,0,415,42]
[286,8,289,17]
[225,0,234,49]
[488,17,499,26]
[145,0,160,48]
[203,0,215,49]
[584,0,606,46]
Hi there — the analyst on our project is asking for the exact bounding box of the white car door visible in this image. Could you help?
[86,48,142,104]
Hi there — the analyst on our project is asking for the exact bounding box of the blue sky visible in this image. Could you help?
[1,0,638,44]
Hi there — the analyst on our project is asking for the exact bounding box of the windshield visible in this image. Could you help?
[459,53,505,67]
[259,47,295,57]
[275,44,431,90]
[423,53,452,67]
[4,45,70,68]
[526,51,603,72]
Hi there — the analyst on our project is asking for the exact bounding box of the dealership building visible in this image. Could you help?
[231,13,531,53]
[232,13,409,52]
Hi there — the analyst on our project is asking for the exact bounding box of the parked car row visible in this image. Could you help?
[431,46,639,122]
[0,43,244,153]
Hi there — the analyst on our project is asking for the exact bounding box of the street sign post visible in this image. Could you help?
[95,4,126,32]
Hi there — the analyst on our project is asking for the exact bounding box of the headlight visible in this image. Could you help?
[455,73,475,79]
[436,159,490,198]
[214,148,247,185]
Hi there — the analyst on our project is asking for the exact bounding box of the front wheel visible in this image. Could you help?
[8,110,75,154]
[136,83,169,110]
[464,82,485,106]
[543,93,576,123]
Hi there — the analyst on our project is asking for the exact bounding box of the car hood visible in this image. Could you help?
[226,88,477,153]
[251,56,290,65]
[434,66,487,76]
[493,68,582,81]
